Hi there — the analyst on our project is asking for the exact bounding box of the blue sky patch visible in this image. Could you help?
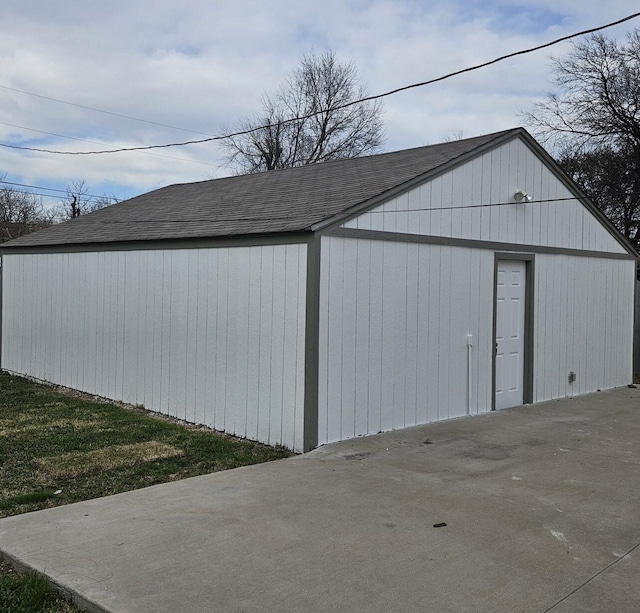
[461,1,568,33]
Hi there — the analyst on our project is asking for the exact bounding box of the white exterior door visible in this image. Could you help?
[495,260,526,410]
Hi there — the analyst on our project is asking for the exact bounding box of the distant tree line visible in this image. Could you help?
[0,176,118,243]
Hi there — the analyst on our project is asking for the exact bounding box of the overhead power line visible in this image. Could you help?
[0,85,213,137]
[0,121,217,166]
[0,180,120,202]
[367,192,640,213]
[1,10,639,157]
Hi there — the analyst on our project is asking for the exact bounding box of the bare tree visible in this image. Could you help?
[55,179,119,220]
[0,175,52,242]
[558,143,640,246]
[221,50,384,173]
[524,29,640,247]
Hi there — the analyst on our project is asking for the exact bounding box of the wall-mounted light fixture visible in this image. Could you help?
[514,189,532,202]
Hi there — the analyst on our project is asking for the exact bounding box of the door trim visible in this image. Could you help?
[492,253,535,410]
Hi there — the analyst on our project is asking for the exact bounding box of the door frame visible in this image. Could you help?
[491,253,535,410]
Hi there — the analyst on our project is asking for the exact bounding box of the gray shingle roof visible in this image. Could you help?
[3,129,518,248]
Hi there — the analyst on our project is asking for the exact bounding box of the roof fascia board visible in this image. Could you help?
[517,130,638,258]
[312,128,525,235]
[0,232,312,255]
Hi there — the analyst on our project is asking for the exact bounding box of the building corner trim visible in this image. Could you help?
[303,235,321,452]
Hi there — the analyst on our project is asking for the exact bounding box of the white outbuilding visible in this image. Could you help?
[1,128,636,452]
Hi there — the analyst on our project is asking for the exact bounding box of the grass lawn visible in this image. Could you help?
[0,370,292,611]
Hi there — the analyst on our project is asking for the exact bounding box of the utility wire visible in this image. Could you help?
[0,121,217,166]
[1,11,638,156]
[0,85,213,137]
[0,180,119,201]
[366,193,640,213]
[12,193,630,224]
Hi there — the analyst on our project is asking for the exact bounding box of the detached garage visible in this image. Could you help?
[1,128,636,452]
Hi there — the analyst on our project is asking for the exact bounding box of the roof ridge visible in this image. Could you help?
[165,127,523,189]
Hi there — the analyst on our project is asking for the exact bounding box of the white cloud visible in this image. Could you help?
[1,0,639,200]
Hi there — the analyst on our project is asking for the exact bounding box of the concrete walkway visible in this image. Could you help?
[2,388,640,612]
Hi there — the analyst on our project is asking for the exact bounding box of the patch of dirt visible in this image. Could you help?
[35,441,184,478]
[0,418,102,437]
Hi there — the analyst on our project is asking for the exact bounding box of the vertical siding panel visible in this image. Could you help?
[317,240,330,445]
[225,249,239,433]
[437,246,452,418]
[68,254,76,388]
[31,255,40,378]
[407,188,421,233]
[293,244,306,452]
[404,242,419,426]
[340,239,358,439]
[122,252,139,404]
[41,255,51,380]
[143,251,157,411]
[231,249,250,438]
[185,249,200,423]
[84,253,97,394]
[380,241,396,433]
[9,257,17,372]
[468,248,481,413]
[59,253,70,388]
[395,193,409,233]
[166,250,186,421]
[367,240,384,435]
[489,148,502,242]
[451,165,465,237]
[193,250,207,425]
[92,253,103,396]
[327,238,345,443]
[160,250,173,415]
[257,246,274,443]
[552,257,562,399]
[567,255,576,395]
[557,254,568,398]
[113,252,124,400]
[449,248,469,417]
[204,249,219,429]
[77,255,88,391]
[245,248,262,442]
[354,240,372,436]
[426,246,441,422]
[577,258,588,396]
[103,253,116,398]
[392,243,408,429]
[415,246,430,424]
[151,250,166,414]
[281,245,301,448]
[604,259,612,388]
[269,246,287,445]
[477,252,493,411]
[430,177,442,236]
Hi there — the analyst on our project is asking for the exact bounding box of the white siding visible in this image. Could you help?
[1,244,307,452]
[532,255,634,401]
[317,236,633,446]
[318,236,496,445]
[343,137,628,255]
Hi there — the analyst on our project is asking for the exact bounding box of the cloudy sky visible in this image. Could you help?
[2,1,639,210]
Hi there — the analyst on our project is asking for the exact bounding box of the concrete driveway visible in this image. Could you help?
[1,387,640,612]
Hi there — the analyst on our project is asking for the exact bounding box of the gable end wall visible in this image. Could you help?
[342,136,628,255]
